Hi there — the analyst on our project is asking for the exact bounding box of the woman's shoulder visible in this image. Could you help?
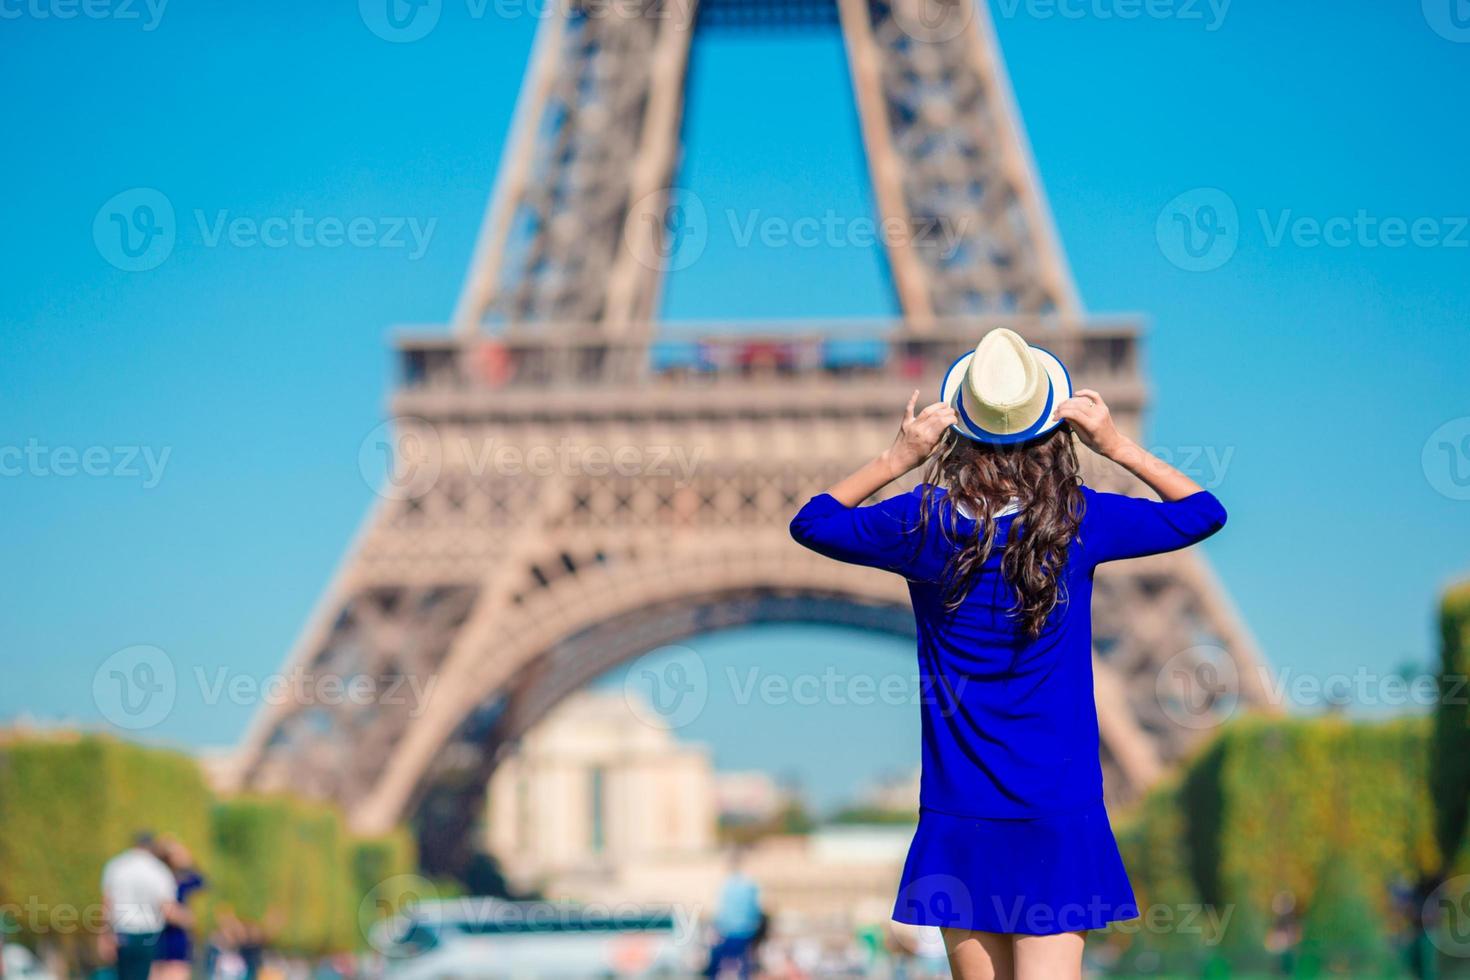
[1076,483,1137,513]
[1072,481,1228,558]
[1075,483,1146,526]
[1071,483,1135,540]
[907,482,957,521]
[860,484,964,538]
[1076,482,1225,518]
[911,482,947,503]
[863,483,937,525]
[871,483,942,507]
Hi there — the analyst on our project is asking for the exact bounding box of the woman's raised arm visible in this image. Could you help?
[1053,388,1204,502]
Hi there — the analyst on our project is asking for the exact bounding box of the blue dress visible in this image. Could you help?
[790,483,1228,934]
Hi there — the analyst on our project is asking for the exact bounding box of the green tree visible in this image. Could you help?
[1295,859,1401,977]
[1210,895,1275,976]
[1431,581,1470,878]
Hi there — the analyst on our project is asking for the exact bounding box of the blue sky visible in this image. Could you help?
[2,0,1468,808]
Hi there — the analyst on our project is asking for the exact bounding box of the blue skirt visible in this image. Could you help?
[892,802,1139,935]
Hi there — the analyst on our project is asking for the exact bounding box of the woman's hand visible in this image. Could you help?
[1053,388,1126,458]
[822,390,957,507]
[882,390,959,477]
[1055,388,1206,501]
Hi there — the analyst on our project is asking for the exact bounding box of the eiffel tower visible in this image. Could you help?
[227,0,1271,870]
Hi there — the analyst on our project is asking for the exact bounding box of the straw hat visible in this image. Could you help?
[939,328,1073,444]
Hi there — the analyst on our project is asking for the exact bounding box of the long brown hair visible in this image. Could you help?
[915,426,1085,636]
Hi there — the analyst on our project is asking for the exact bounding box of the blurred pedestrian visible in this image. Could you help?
[152,836,206,980]
[238,922,266,980]
[207,910,275,980]
[101,831,177,980]
[204,909,246,980]
[704,850,764,979]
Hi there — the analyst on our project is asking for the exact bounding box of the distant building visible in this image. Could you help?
[810,824,914,864]
[713,770,786,825]
[196,746,244,792]
[860,768,921,815]
[482,689,912,937]
[483,690,719,902]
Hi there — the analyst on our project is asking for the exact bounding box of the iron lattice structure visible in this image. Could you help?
[228,0,1270,868]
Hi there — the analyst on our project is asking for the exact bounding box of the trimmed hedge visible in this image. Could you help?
[1116,715,1438,972]
[206,801,419,955]
[348,829,418,906]
[1195,715,1436,915]
[207,796,360,954]
[1110,780,1222,974]
[0,734,214,959]
[0,734,417,964]
[347,829,421,946]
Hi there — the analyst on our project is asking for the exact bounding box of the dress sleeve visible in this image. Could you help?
[789,488,924,575]
[1077,486,1227,565]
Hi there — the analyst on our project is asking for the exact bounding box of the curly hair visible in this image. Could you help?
[914,426,1085,636]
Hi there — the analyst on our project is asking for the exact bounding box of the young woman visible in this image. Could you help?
[790,329,1228,980]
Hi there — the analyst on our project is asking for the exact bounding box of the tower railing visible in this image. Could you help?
[392,317,1144,410]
